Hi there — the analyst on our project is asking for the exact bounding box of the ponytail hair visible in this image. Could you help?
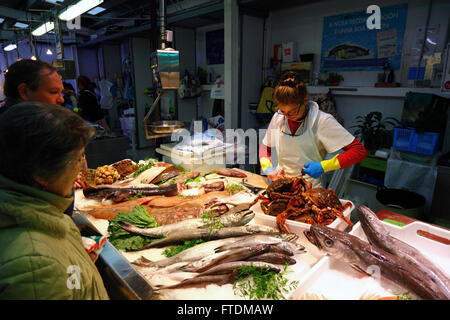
[273,71,308,105]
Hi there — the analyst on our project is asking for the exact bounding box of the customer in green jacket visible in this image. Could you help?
[0,102,109,300]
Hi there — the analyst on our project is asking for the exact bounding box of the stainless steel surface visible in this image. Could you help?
[72,210,154,300]
[148,120,184,134]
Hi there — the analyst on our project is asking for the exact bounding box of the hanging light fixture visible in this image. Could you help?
[4,43,17,51]
[32,21,54,36]
[59,0,104,21]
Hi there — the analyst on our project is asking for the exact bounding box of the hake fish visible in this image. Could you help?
[134,234,301,268]
[156,273,237,290]
[193,261,282,277]
[304,225,449,300]
[137,224,279,250]
[180,244,272,273]
[214,233,300,252]
[357,205,450,299]
[118,209,255,238]
[246,252,297,265]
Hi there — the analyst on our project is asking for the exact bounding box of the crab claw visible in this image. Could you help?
[276,212,291,233]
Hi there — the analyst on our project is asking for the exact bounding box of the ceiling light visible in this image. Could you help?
[4,44,17,51]
[32,21,54,36]
[46,0,64,3]
[59,0,104,21]
[0,18,5,24]
[14,22,29,28]
[30,55,37,60]
[46,48,53,55]
[87,6,106,15]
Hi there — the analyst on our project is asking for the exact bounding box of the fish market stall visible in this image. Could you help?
[73,158,449,300]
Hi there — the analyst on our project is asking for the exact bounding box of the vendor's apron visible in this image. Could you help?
[274,102,323,188]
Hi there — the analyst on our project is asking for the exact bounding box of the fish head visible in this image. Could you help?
[357,205,387,239]
[225,209,255,226]
[357,205,378,224]
[304,225,356,261]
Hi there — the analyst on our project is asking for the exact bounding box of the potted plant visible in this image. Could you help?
[351,112,400,153]
[326,72,344,86]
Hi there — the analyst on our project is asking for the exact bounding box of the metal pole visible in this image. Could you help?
[415,0,433,84]
[160,0,166,49]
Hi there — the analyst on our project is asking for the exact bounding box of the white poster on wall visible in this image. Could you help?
[210,76,225,100]
[377,28,398,58]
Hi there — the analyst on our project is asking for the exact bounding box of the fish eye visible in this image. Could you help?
[324,239,333,247]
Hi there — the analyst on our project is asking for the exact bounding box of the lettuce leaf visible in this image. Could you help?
[107,205,160,251]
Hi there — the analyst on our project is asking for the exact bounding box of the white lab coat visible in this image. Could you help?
[262,101,354,187]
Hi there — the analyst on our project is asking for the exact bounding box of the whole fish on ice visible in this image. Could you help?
[357,205,450,299]
[304,225,449,300]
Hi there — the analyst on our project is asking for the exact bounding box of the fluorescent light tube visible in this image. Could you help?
[4,44,17,51]
[87,6,106,15]
[32,21,55,36]
[59,0,104,21]
[14,22,29,28]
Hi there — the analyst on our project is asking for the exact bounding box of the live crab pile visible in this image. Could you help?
[257,174,354,233]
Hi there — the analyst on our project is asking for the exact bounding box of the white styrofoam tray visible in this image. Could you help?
[126,217,327,300]
[289,220,450,300]
[251,199,355,232]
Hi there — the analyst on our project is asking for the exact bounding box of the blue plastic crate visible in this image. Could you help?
[411,131,440,155]
[393,127,414,152]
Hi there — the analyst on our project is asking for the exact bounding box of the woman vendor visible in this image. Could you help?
[0,102,109,299]
[259,71,367,187]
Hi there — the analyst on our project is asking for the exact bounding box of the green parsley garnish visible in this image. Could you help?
[229,184,244,194]
[201,211,224,234]
[162,239,205,257]
[392,291,413,300]
[124,192,145,201]
[233,263,299,300]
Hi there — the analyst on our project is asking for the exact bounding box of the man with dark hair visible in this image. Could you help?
[1,59,87,214]
[1,58,64,113]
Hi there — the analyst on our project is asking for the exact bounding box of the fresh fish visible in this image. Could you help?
[157,273,237,290]
[159,171,200,187]
[212,168,247,178]
[118,209,255,238]
[117,166,166,187]
[151,166,183,185]
[357,205,450,298]
[82,184,179,202]
[132,237,249,268]
[80,196,159,220]
[247,252,297,265]
[215,233,299,252]
[181,244,272,273]
[304,225,449,300]
[137,224,279,250]
[193,261,282,276]
[272,240,306,256]
[203,181,225,192]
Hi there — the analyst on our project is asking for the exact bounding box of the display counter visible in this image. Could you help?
[72,209,154,300]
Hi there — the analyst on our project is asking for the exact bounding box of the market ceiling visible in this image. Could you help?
[0,0,323,47]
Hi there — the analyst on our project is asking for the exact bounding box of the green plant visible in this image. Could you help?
[326,72,344,85]
[351,112,400,152]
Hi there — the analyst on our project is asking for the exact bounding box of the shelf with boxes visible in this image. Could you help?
[306,86,450,98]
